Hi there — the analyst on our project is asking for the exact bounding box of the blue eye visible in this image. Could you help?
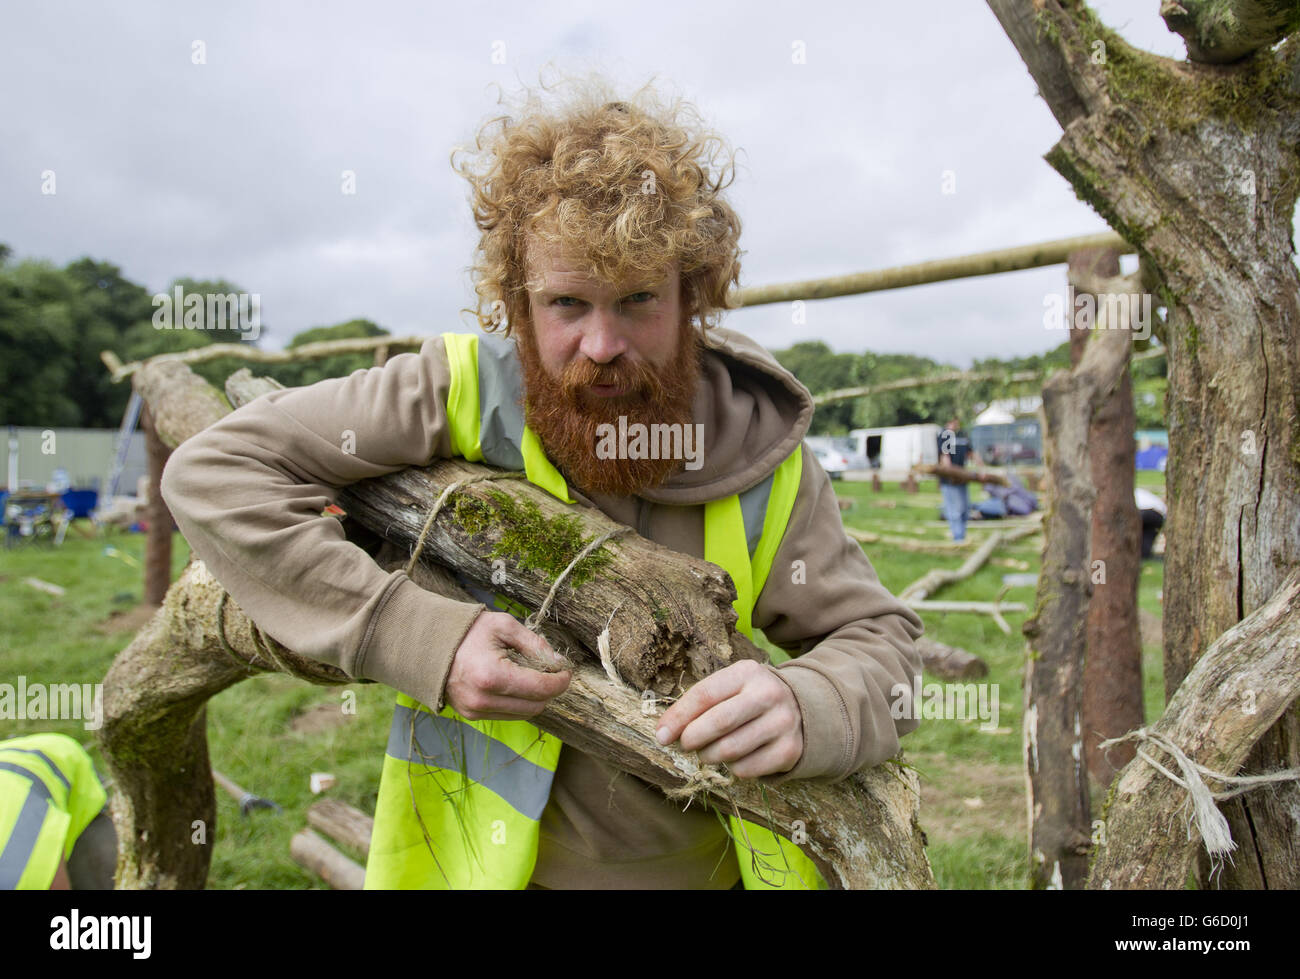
[553,296,582,307]
[624,292,653,303]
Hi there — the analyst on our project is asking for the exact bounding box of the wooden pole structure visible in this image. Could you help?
[734,231,1130,307]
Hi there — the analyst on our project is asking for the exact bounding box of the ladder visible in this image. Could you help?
[105,390,143,500]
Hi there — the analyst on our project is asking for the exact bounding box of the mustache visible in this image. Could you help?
[559,355,658,397]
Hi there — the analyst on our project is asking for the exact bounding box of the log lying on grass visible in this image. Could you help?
[307,799,374,855]
[98,363,935,889]
[917,637,989,680]
[290,829,365,891]
[899,514,1043,603]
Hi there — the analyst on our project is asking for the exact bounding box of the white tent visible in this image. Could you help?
[974,405,1016,425]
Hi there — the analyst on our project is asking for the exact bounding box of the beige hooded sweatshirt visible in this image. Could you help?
[160,324,924,889]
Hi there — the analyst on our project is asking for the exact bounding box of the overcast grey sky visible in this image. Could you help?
[2,1,1195,366]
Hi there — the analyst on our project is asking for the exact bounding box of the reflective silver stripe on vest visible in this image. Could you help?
[0,748,72,791]
[386,704,553,821]
[0,761,56,888]
[477,333,527,470]
[737,477,773,556]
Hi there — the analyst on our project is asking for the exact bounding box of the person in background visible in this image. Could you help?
[937,416,981,542]
[0,733,117,889]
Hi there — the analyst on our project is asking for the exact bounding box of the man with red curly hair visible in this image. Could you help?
[162,81,922,889]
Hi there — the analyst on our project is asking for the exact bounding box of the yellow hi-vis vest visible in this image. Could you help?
[364,332,826,889]
[0,733,107,889]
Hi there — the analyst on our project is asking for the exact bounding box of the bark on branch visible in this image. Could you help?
[1162,0,1300,64]
[1087,569,1300,888]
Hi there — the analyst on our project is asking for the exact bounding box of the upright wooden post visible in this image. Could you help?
[1067,247,1143,784]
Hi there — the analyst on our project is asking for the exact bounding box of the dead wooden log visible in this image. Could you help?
[1021,271,1136,890]
[290,829,366,890]
[917,637,989,680]
[307,799,374,855]
[1087,570,1300,889]
[913,463,1010,487]
[912,600,1028,635]
[899,514,1043,603]
[846,527,971,554]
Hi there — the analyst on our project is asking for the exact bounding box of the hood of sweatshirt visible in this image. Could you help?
[630,324,814,505]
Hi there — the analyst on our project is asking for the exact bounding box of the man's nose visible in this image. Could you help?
[577,309,629,365]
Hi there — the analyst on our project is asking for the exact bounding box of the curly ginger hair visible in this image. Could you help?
[451,75,744,339]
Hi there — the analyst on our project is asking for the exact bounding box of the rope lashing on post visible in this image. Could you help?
[1099,726,1300,866]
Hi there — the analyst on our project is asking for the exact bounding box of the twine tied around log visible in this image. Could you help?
[404,470,529,578]
[665,763,736,802]
[1099,727,1300,874]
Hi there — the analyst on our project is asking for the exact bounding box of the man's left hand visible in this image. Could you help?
[654,660,804,778]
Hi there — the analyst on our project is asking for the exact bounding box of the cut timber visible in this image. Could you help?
[917,637,989,680]
[1088,570,1300,889]
[290,828,366,890]
[307,799,374,856]
[913,464,1009,487]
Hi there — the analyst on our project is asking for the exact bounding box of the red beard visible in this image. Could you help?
[515,322,703,497]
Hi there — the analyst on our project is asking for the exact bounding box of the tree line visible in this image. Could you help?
[0,244,1167,432]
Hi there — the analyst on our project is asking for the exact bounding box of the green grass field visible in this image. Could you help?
[0,472,1167,889]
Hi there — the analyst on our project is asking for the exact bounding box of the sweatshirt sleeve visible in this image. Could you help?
[753,442,924,781]
[159,335,486,711]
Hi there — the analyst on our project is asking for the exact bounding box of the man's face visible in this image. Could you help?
[513,238,702,496]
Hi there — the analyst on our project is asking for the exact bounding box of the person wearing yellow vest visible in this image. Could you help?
[0,733,117,889]
[160,81,924,889]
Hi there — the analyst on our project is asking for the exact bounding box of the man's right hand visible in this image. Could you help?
[444,610,571,720]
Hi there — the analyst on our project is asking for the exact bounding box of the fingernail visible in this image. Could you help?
[656,727,670,745]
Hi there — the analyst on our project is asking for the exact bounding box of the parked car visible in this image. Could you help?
[811,444,851,480]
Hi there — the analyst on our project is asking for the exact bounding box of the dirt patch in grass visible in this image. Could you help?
[291,700,357,734]
[917,755,1026,844]
[94,603,158,635]
[1139,608,1162,648]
